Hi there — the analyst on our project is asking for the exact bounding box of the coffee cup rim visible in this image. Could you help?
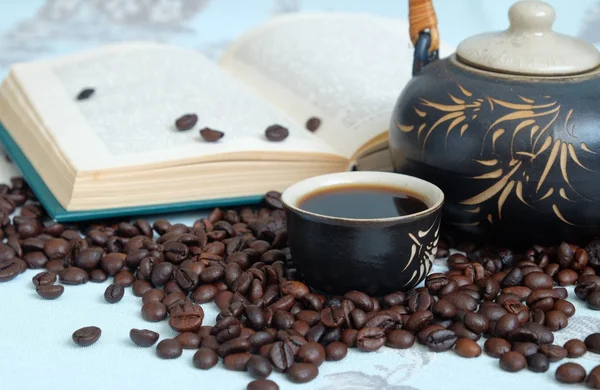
[281,171,444,223]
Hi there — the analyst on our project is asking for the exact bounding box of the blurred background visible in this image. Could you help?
[0,0,598,79]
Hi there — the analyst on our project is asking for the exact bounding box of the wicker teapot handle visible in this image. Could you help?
[409,0,440,75]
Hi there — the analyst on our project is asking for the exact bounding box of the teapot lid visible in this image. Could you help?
[456,0,600,76]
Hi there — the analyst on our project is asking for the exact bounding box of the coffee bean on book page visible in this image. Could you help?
[175,114,198,131]
[72,326,101,347]
[305,117,321,132]
[76,88,94,100]
[200,127,225,142]
[265,124,289,141]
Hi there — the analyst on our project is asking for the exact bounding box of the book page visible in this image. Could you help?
[9,42,345,172]
[220,13,454,159]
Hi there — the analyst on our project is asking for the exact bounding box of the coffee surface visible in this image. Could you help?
[298,184,428,219]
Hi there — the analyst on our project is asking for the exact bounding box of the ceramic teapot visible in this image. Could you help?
[390,0,600,243]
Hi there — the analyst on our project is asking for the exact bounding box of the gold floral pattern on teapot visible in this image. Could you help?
[396,83,597,227]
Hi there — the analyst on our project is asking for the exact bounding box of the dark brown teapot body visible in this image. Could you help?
[390,0,600,243]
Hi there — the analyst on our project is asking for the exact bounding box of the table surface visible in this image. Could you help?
[1,148,600,390]
[3,1,600,389]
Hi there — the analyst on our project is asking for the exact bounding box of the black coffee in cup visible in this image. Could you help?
[297,184,428,219]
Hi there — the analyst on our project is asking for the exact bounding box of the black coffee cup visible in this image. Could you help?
[281,171,444,296]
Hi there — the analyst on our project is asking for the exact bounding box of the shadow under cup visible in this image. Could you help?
[282,171,444,297]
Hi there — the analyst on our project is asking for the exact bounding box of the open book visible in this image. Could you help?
[0,12,452,221]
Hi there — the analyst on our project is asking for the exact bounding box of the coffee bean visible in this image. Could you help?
[545,310,568,331]
[513,342,538,357]
[502,267,523,287]
[417,325,445,345]
[297,342,325,366]
[433,299,456,319]
[247,355,272,378]
[269,341,294,371]
[247,379,279,390]
[445,292,478,312]
[356,327,386,352]
[175,114,198,131]
[586,333,600,354]
[405,310,433,332]
[576,282,598,300]
[104,283,125,304]
[588,291,600,310]
[169,301,204,332]
[426,329,457,352]
[199,127,225,142]
[408,291,434,312]
[484,337,511,358]
[36,284,64,299]
[499,351,526,372]
[114,270,135,286]
[151,262,174,287]
[22,251,48,269]
[449,322,480,341]
[130,329,159,347]
[564,339,587,358]
[464,312,489,334]
[156,339,182,359]
[201,335,221,351]
[555,362,586,384]
[89,269,107,283]
[587,366,600,388]
[509,322,554,345]
[553,299,575,317]
[32,271,56,287]
[454,338,481,358]
[44,238,70,259]
[265,125,289,142]
[73,247,103,270]
[286,362,318,383]
[224,352,252,371]
[305,117,321,132]
[527,353,549,373]
[540,344,568,362]
[192,348,219,370]
[59,267,89,285]
[141,302,168,322]
[557,269,578,286]
[76,88,94,100]
[320,307,346,328]
[175,332,201,349]
[495,313,520,338]
[72,326,101,347]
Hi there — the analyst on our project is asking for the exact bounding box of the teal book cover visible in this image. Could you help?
[0,122,263,222]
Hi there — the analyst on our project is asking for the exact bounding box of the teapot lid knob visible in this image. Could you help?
[508,0,555,32]
[456,0,600,76]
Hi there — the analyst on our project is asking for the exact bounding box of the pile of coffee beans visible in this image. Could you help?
[4,175,600,389]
